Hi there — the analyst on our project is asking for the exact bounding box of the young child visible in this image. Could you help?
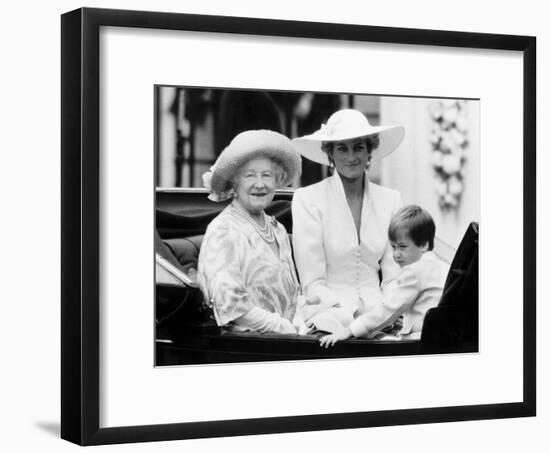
[319,205,449,347]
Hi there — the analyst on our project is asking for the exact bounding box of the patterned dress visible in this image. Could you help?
[198,201,299,333]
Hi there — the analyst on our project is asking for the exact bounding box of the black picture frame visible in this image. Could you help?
[61,7,536,446]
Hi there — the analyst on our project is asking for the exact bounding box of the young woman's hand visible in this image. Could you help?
[301,296,327,322]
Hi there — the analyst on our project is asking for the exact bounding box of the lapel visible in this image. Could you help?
[329,171,371,245]
[359,172,372,245]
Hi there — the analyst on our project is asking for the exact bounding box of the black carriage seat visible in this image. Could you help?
[163,235,203,275]
[163,232,294,279]
[155,229,211,331]
[157,198,294,287]
[419,222,479,354]
[156,199,293,239]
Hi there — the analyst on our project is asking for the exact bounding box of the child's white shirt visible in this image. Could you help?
[349,251,449,338]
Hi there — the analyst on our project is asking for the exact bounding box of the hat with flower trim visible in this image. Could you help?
[202,129,301,202]
[293,109,405,166]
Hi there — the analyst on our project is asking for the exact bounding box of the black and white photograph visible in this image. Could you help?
[2,0,547,449]
[56,5,537,447]
[155,87,479,366]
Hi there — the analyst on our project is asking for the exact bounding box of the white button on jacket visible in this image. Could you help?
[291,171,402,317]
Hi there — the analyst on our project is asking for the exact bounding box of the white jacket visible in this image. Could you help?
[349,252,449,338]
[291,172,402,317]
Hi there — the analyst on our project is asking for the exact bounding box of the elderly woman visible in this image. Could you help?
[291,109,405,332]
[198,130,303,334]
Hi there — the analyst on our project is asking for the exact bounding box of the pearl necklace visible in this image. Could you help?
[233,201,276,244]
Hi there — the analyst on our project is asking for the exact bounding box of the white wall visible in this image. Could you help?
[380,97,480,248]
[1,1,546,452]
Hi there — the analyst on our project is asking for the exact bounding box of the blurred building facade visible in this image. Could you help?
[380,97,479,247]
[156,87,479,248]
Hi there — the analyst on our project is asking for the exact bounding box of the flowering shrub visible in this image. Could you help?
[429,100,469,210]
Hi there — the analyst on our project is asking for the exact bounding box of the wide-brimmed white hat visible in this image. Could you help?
[292,109,405,166]
[202,129,301,202]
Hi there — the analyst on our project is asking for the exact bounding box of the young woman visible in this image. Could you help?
[291,109,405,333]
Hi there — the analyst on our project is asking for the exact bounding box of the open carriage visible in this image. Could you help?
[155,188,478,366]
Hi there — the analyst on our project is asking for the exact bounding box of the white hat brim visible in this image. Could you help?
[293,124,405,166]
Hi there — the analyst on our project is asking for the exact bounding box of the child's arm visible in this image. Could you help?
[319,327,353,348]
[350,267,421,338]
[319,268,422,347]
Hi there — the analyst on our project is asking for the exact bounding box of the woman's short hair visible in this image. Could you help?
[321,134,380,155]
[388,205,436,250]
[270,157,288,186]
[321,135,380,166]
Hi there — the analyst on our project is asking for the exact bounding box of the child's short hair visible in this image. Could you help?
[388,205,436,250]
